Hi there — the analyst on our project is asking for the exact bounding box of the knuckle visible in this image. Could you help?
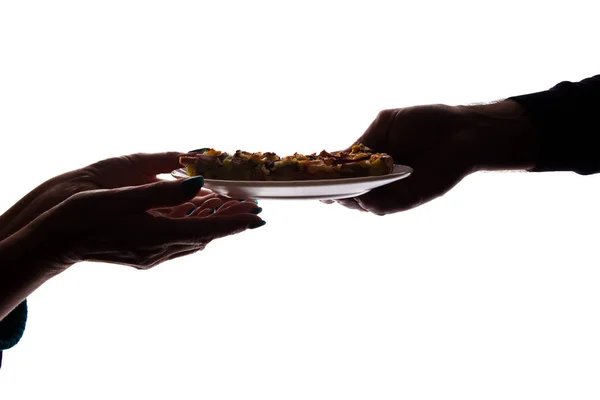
[194,235,214,245]
[376,109,395,120]
[63,190,99,210]
[376,108,404,126]
[137,250,164,269]
[118,154,137,167]
[154,179,177,193]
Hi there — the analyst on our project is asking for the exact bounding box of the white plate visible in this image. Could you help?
[171,165,412,200]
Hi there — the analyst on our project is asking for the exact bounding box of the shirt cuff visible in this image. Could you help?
[509,78,600,175]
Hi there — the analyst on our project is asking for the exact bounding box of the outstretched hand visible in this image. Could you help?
[0,152,265,319]
[332,101,535,215]
[29,176,264,269]
[0,152,231,239]
[0,170,264,319]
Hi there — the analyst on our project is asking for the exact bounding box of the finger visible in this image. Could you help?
[104,176,205,211]
[186,199,223,217]
[326,110,396,166]
[175,198,223,217]
[193,188,225,200]
[188,189,232,205]
[217,200,240,212]
[152,214,265,245]
[151,202,196,215]
[188,192,219,206]
[356,141,472,214]
[354,109,397,151]
[335,198,368,212]
[127,152,187,176]
[189,203,220,217]
[192,208,213,218]
[354,160,430,214]
[214,202,261,216]
[147,209,163,218]
[358,114,388,150]
[149,206,195,218]
[354,183,417,215]
[196,197,223,212]
[167,202,198,218]
[197,188,215,196]
[189,193,218,206]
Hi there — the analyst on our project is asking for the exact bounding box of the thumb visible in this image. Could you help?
[333,110,396,154]
[354,109,396,152]
[107,176,205,211]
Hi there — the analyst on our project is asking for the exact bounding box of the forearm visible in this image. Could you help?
[457,75,600,175]
[0,181,53,237]
[0,227,68,320]
[458,100,537,172]
[0,170,80,240]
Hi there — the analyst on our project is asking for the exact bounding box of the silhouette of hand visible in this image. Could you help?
[27,176,265,270]
[332,102,535,215]
[0,152,241,238]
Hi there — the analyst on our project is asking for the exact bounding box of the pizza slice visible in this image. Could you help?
[178,144,394,181]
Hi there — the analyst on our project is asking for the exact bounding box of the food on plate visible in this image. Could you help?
[178,144,394,181]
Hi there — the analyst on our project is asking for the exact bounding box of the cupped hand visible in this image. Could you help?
[0,152,232,239]
[30,176,265,270]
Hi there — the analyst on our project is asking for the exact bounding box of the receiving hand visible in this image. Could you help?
[0,153,264,319]
[26,176,265,270]
[0,152,234,239]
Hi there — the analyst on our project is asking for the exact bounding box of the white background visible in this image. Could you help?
[1,1,600,399]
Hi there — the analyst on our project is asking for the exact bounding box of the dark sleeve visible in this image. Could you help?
[508,75,600,175]
[0,300,28,368]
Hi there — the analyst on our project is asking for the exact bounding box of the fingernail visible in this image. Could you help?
[182,176,204,197]
[189,148,209,153]
[237,200,259,204]
[250,207,263,215]
[249,220,266,229]
[186,206,197,216]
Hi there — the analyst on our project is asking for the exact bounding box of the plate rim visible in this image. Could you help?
[171,164,412,187]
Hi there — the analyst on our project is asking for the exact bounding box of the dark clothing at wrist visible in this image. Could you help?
[509,75,600,175]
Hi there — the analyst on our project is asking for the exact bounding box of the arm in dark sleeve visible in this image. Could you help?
[509,75,600,175]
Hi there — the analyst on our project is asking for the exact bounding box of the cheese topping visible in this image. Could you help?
[181,144,394,179]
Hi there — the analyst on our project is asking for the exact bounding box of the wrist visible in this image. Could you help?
[457,100,537,171]
[0,226,71,320]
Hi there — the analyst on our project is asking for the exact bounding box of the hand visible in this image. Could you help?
[0,176,264,319]
[27,176,265,269]
[0,152,231,239]
[333,101,536,215]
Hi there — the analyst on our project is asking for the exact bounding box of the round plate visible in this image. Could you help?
[171,165,412,200]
